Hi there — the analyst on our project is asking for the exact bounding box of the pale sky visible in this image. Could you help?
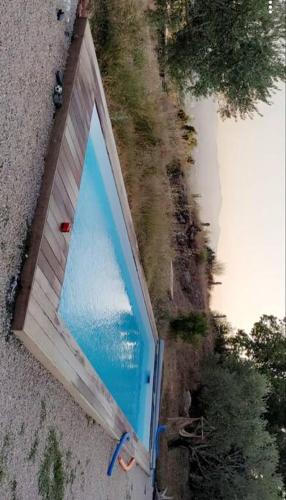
[211,84,285,331]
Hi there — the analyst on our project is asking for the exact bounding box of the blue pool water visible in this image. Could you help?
[59,106,155,447]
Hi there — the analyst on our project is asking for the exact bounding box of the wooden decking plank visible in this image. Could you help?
[77,44,95,105]
[57,156,79,204]
[79,39,95,89]
[41,235,65,284]
[74,64,94,120]
[48,192,71,234]
[83,33,101,89]
[61,135,83,184]
[53,169,76,215]
[68,96,88,153]
[37,252,62,298]
[64,125,83,175]
[71,82,91,135]
[76,74,94,122]
[66,115,85,164]
[34,267,59,309]
[54,167,77,211]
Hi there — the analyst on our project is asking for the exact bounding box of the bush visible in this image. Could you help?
[173,355,283,499]
[171,312,208,342]
[225,315,286,489]
[164,0,286,119]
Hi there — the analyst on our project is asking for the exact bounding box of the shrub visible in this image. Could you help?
[171,355,283,499]
[171,312,208,341]
[164,0,286,119]
[226,315,286,488]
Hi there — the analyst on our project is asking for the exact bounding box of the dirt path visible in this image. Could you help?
[0,2,152,498]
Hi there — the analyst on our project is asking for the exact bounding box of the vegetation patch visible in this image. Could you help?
[38,429,64,500]
[171,312,208,343]
[218,315,286,490]
[169,355,283,499]
[91,0,157,144]
[155,0,286,119]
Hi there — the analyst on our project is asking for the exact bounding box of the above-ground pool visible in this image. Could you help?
[59,106,155,447]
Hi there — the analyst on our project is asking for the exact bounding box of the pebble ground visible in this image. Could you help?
[0,1,152,498]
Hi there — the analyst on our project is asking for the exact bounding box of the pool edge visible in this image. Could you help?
[12,17,161,475]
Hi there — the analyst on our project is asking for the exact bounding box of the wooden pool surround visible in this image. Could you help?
[12,18,159,474]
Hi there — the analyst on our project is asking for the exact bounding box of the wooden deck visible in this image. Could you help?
[12,18,159,474]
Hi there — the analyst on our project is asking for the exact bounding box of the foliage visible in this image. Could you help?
[171,312,208,342]
[227,315,286,487]
[212,316,233,354]
[201,357,270,454]
[196,247,208,264]
[228,315,286,380]
[174,355,283,499]
[38,429,64,500]
[163,0,286,119]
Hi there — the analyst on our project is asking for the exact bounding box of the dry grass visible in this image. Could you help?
[90,0,209,313]
[90,0,193,314]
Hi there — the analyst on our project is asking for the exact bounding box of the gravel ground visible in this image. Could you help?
[0,2,152,499]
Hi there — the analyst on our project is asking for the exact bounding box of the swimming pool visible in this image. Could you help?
[58,106,155,447]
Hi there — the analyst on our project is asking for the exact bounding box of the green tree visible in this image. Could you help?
[171,356,283,499]
[165,0,286,118]
[228,315,286,487]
